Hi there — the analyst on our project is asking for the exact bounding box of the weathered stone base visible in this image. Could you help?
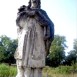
[16,66,43,77]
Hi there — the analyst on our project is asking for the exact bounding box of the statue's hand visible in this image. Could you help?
[26,10,36,16]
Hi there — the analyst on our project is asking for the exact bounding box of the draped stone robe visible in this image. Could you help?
[15,17,46,68]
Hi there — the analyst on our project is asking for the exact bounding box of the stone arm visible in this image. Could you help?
[16,5,36,29]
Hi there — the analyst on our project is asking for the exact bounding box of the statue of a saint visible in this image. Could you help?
[14,0,54,77]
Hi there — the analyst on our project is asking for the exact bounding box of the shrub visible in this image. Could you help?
[0,64,10,77]
[0,63,17,77]
[55,66,71,74]
[9,66,17,77]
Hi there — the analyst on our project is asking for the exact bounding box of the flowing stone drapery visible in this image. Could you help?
[15,18,46,67]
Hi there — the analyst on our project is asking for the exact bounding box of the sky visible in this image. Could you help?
[0,0,77,54]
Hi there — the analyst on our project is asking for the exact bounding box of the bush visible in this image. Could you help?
[0,64,10,77]
[0,64,17,77]
[9,66,17,76]
[55,66,71,74]
[0,64,77,77]
[43,65,77,75]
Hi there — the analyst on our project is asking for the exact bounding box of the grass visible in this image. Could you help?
[43,66,77,77]
[0,63,77,77]
[0,64,17,77]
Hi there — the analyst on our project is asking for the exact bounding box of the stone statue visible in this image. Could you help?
[14,0,54,77]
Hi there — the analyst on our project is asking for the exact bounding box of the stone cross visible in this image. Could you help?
[14,0,54,77]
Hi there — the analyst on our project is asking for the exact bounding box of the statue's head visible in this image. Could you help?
[29,0,41,9]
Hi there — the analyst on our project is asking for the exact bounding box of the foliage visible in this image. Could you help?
[0,35,18,64]
[43,65,77,74]
[0,64,17,77]
[9,65,17,76]
[64,50,76,65]
[0,64,77,77]
[56,66,72,74]
[0,46,5,62]
[46,35,67,67]
[0,64,9,77]
[73,39,77,53]
[63,39,77,65]
[43,66,77,77]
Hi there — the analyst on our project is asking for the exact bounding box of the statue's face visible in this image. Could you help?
[31,0,38,8]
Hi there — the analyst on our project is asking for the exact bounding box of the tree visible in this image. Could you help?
[46,35,67,67]
[64,39,77,65]
[64,50,76,65]
[0,36,7,62]
[73,39,77,63]
[73,39,77,54]
[0,35,18,64]
[0,45,5,62]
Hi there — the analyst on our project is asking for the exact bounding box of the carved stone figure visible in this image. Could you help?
[14,0,54,77]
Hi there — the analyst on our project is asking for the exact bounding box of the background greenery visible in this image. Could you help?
[0,64,17,77]
[0,64,77,77]
[0,35,77,77]
[0,35,77,66]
